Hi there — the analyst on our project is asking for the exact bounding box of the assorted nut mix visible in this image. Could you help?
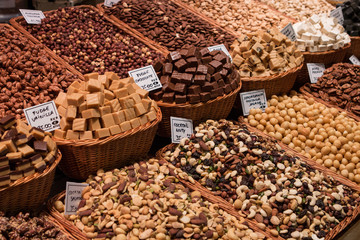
[163,119,360,239]
[54,72,158,140]
[0,115,58,188]
[0,25,77,119]
[230,29,303,78]
[54,159,265,239]
[150,46,240,104]
[245,92,360,183]
[179,0,291,35]
[0,212,68,239]
[340,0,360,36]
[303,63,360,116]
[19,7,162,77]
[103,0,236,51]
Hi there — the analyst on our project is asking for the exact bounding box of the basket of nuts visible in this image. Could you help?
[52,72,161,180]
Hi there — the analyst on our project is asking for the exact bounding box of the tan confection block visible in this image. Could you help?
[67,93,85,106]
[126,84,136,94]
[54,92,67,107]
[269,51,277,59]
[124,108,136,121]
[139,115,148,125]
[60,118,72,131]
[239,41,251,51]
[94,128,110,139]
[45,136,56,152]
[120,121,132,132]
[272,35,283,45]
[141,99,152,112]
[262,32,272,42]
[79,81,87,91]
[73,118,87,131]
[105,72,120,80]
[109,125,121,135]
[113,88,128,98]
[251,42,264,55]
[70,81,82,89]
[54,129,66,139]
[66,130,79,140]
[6,152,22,160]
[242,50,252,59]
[98,92,105,106]
[294,50,302,58]
[231,45,241,56]
[15,136,27,146]
[119,97,135,109]
[79,102,87,113]
[88,118,101,131]
[0,143,8,155]
[248,55,261,65]
[131,83,141,90]
[112,111,126,124]
[130,118,141,129]
[84,72,99,81]
[104,89,115,100]
[232,54,244,67]
[86,93,100,108]
[99,106,111,116]
[101,113,116,128]
[109,80,123,91]
[146,111,157,122]
[108,99,121,112]
[65,105,77,121]
[129,93,142,104]
[99,74,110,88]
[82,108,100,119]
[275,46,284,54]
[269,58,282,69]
[151,100,158,110]
[254,63,266,72]
[295,57,303,66]
[18,144,34,157]
[260,52,269,62]
[122,77,134,84]
[15,119,28,129]
[80,131,93,140]
[134,103,146,116]
[16,126,29,136]
[136,88,149,98]
[57,106,66,117]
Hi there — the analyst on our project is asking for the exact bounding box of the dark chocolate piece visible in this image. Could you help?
[223,84,232,94]
[174,59,188,71]
[163,63,173,75]
[187,94,200,104]
[0,115,15,125]
[175,95,187,104]
[212,73,222,82]
[160,75,170,84]
[218,79,225,87]
[197,65,208,75]
[34,141,47,152]
[186,57,198,67]
[199,48,210,57]
[171,72,182,83]
[202,82,213,92]
[209,60,222,71]
[185,67,197,74]
[210,89,219,99]
[153,61,163,72]
[200,92,211,102]
[3,129,17,140]
[188,85,201,94]
[201,56,212,64]
[180,73,193,85]
[151,91,163,101]
[162,92,175,103]
[174,83,187,94]
[193,75,206,85]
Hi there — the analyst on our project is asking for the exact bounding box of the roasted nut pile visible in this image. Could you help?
[163,119,360,238]
[303,63,360,116]
[245,92,360,183]
[54,159,265,239]
[230,29,303,77]
[0,115,58,188]
[0,25,77,119]
[258,0,334,21]
[179,0,290,35]
[103,0,236,51]
[0,212,67,239]
[340,0,360,36]
[19,7,161,77]
[150,47,239,104]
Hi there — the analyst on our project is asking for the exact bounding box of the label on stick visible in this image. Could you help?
[19,9,45,25]
[349,55,360,66]
[64,182,88,215]
[281,23,297,42]
[208,44,232,62]
[330,7,344,25]
[104,0,120,7]
[24,101,60,132]
[307,63,325,84]
[128,65,162,92]
[240,89,267,116]
[170,117,193,143]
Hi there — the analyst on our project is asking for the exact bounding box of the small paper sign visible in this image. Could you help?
[307,63,325,83]
[281,23,297,42]
[170,117,193,143]
[19,9,45,25]
[128,65,162,92]
[104,0,120,7]
[0,0,15,8]
[24,101,60,132]
[170,51,181,61]
[330,7,344,25]
[349,55,360,66]
[208,44,232,62]
[240,89,267,116]
[64,182,88,215]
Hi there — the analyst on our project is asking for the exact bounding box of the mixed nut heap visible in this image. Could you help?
[103,0,236,51]
[0,212,68,239]
[54,159,265,239]
[0,25,77,119]
[303,63,360,116]
[162,119,360,239]
[20,7,161,77]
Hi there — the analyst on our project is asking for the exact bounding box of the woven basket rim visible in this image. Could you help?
[351,36,360,40]
[302,42,351,55]
[0,150,62,193]
[53,108,162,147]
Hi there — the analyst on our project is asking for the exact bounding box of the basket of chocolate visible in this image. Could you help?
[149,46,241,137]
[52,72,161,180]
[0,115,61,214]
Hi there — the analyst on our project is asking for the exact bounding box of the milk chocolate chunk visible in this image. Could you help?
[200,48,210,57]
[174,59,187,71]
[33,141,47,152]
[174,83,186,94]
[0,175,10,187]
[193,75,206,85]
[188,85,201,95]
[153,61,163,72]
[209,60,222,72]
[175,95,187,104]
[223,84,233,94]
[163,63,173,74]
[214,53,228,63]
[162,82,176,92]
[181,73,193,85]
[210,50,221,56]
[171,72,182,83]
[160,76,170,84]
[151,91,163,101]
[218,79,225,87]
[200,92,211,102]
[186,57,198,67]
[179,49,188,56]
[0,115,15,126]
[201,56,212,64]
[220,69,228,79]
[10,170,23,181]
[211,89,219,99]
[162,92,175,103]
[185,67,197,74]
[202,82,213,92]
[188,94,201,104]
[223,63,231,70]
[212,73,222,82]
[186,46,197,57]
[197,65,208,75]
[3,129,17,140]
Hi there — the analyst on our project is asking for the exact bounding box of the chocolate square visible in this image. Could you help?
[230,79,239,90]
[223,63,231,70]
[186,47,197,57]
[209,50,221,56]
[174,83,186,94]
[214,52,228,63]
[174,59,188,71]
[175,95,187,104]
[3,129,17,140]
[0,115,15,125]
[223,84,232,94]
[217,88,224,96]
[162,92,175,103]
[153,61,163,72]
[209,60,222,71]
[205,74,211,82]
[150,91,163,101]
[179,49,188,56]
[202,82,213,92]
[201,56,212,64]
[34,141,47,152]
[186,57,198,67]
[171,72,182,83]
[188,85,201,94]
[200,92,211,102]
[163,63,173,75]
[210,89,219,99]
[212,73,222,82]
[219,69,228,79]
[218,79,225,87]
[199,48,210,57]
[207,65,215,75]
[187,94,200,104]
[180,73,193,85]
[160,75,170,84]
[193,75,206,85]
[162,82,176,92]
[185,67,197,74]
[211,82,219,89]
[197,65,208,75]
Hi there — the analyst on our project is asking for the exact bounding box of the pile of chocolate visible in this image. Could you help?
[340,0,360,36]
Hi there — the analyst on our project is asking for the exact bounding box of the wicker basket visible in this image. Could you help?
[156,75,242,138]
[295,43,351,88]
[54,109,162,180]
[345,36,360,59]
[0,151,62,214]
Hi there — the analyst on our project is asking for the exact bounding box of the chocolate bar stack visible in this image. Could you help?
[150,46,240,104]
[0,115,58,188]
[340,0,360,36]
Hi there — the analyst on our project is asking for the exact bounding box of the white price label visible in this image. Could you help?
[128,65,162,92]
[281,23,297,42]
[307,63,325,84]
[330,7,344,25]
[0,0,15,8]
[170,117,193,143]
[170,51,181,61]
[349,55,360,66]
[19,9,45,25]
[240,89,267,116]
[24,101,60,132]
[208,44,232,62]
[64,182,88,215]
[104,0,120,7]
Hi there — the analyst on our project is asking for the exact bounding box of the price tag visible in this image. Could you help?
[170,51,181,61]
[239,89,267,116]
[0,0,15,8]
[104,0,120,7]
[281,23,297,42]
[208,44,232,62]
[306,63,325,84]
[170,117,193,143]
[64,182,88,215]
[349,55,360,66]
[19,9,45,25]
[128,65,162,92]
[24,101,60,132]
[330,7,344,25]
